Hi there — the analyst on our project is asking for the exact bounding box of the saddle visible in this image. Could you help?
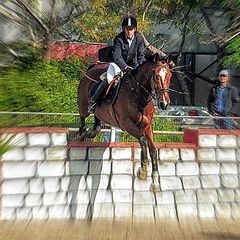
[89,75,122,106]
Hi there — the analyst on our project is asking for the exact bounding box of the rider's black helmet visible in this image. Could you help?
[122,16,137,29]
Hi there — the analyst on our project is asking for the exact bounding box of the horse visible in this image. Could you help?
[77,53,172,191]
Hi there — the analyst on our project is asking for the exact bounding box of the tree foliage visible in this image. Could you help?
[0,57,91,112]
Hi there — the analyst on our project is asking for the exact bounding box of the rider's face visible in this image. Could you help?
[124,26,136,40]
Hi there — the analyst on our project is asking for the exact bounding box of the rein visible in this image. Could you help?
[80,70,98,83]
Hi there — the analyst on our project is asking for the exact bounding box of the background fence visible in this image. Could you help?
[0,111,240,143]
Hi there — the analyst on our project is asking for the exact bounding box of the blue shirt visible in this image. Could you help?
[214,86,226,113]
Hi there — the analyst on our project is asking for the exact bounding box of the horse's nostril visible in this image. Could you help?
[158,101,169,110]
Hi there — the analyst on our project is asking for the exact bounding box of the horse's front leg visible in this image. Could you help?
[137,136,149,180]
[145,124,160,192]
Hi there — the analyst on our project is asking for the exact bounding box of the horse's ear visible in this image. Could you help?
[166,54,175,68]
[153,53,160,63]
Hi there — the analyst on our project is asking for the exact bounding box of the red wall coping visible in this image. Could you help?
[184,128,240,145]
[0,127,69,133]
[69,142,196,149]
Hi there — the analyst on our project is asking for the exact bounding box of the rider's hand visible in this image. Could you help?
[123,66,133,75]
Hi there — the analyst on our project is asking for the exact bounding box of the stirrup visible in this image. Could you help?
[88,101,97,113]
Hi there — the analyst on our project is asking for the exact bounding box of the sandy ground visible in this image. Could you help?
[1,218,240,240]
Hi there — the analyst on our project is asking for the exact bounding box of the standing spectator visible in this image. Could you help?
[207,69,240,129]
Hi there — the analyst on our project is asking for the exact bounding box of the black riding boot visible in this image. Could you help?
[88,79,109,113]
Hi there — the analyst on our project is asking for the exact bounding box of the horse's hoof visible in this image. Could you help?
[137,167,147,180]
[150,183,160,192]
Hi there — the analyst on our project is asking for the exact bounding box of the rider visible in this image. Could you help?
[88,15,146,113]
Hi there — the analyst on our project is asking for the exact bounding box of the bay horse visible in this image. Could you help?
[77,53,172,191]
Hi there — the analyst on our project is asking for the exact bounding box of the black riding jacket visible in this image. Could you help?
[112,31,145,70]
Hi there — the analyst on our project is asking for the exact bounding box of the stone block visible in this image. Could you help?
[217,189,234,202]
[159,148,179,162]
[32,206,48,219]
[72,204,88,219]
[182,176,201,189]
[0,208,16,220]
[175,190,196,203]
[180,148,196,161]
[16,208,32,220]
[111,175,132,190]
[221,175,238,188]
[216,149,236,162]
[70,190,90,204]
[160,176,182,191]
[2,162,36,178]
[231,203,240,219]
[134,191,155,205]
[88,147,110,160]
[92,203,114,219]
[237,149,240,162]
[199,134,217,148]
[176,162,199,176]
[69,147,87,160]
[51,132,67,146]
[68,160,88,175]
[2,147,24,161]
[155,204,177,219]
[29,178,44,193]
[38,161,65,177]
[217,135,237,148]
[95,189,113,203]
[112,160,133,174]
[235,190,240,202]
[1,194,25,207]
[197,189,218,203]
[28,133,50,146]
[43,192,67,206]
[200,175,220,189]
[112,148,132,160]
[48,205,71,219]
[87,174,110,190]
[176,203,197,218]
[46,147,67,160]
[237,135,240,147]
[134,177,153,191]
[220,163,237,174]
[200,163,220,175]
[69,175,87,191]
[197,149,216,162]
[215,202,231,218]
[155,191,174,205]
[44,177,60,192]
[133,204,154,219]
[25,193,42,207]
[115,203,132,219]
[1,133,27,147]
[61,176,70,191]
[112,190,132,203]
[2,179,29,194]
[24,147,45,161]
[198,203,215,218]
[89,160,111,175]
[158,162,175,176]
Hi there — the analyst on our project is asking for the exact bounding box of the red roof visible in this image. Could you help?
[49,43,108,62]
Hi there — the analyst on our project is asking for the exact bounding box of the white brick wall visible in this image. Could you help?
[1,129,240,221]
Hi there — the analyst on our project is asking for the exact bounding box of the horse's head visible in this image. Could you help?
[152,53,172,110]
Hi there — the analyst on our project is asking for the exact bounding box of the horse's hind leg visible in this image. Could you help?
[86,116,102,138]
[78,116,87,141]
